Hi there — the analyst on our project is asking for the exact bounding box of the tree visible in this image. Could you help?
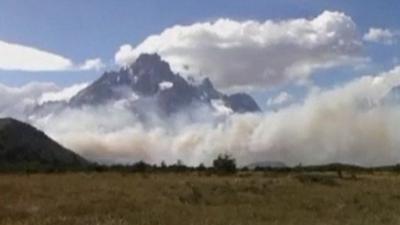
[160,161,167,170]
[212,154,236,173]
[176,159,184,167]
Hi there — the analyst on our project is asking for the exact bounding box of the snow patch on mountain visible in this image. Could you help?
[159,81,174,91]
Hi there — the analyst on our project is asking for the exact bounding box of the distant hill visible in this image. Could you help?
[0,118,88,170]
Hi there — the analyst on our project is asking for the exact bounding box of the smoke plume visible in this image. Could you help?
[2,66,399,166]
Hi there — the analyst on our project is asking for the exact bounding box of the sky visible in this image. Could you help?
[0,1,399,86]
[2,1,400,165]
[0,0,400,109]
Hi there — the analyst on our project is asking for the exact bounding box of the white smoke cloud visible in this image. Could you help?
[0,65,397,166]
[0,82,90,118]
[115,11,363,90]
[0,40,103,71]
[363,28,398,45]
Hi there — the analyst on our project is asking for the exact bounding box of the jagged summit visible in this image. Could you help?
[133,53,171,73]
[69,53,260,115]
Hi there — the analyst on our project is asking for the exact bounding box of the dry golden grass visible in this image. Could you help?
[1,172,400,225]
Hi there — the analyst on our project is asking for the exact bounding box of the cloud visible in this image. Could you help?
[38,82,89,104]
[79,58,105,71]
[0,40,103,71]
[0,82,90,118]
[363,28,398,45]
[0,40,73,71]
[0,82,58,117]
[115,11,363,90]
[267,91,293,106]
[115,45,136,68]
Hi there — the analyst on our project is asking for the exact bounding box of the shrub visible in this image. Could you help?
[197,163,206,171]
[170,159,188,172]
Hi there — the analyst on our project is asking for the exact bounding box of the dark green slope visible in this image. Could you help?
[0,118,88,170]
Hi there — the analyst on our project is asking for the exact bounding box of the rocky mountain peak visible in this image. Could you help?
[133,53,165,69]
[69,53,261,115]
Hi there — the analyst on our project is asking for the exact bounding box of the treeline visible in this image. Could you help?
[2,154,400,174]
[0,154,237,174]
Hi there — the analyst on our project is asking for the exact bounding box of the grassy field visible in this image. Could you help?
[1,171,400,225]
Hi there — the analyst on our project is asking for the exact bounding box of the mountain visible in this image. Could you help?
[0,118,88,169]
[69,53,260,115]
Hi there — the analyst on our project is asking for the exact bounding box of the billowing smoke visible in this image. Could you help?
[2,66,400,166]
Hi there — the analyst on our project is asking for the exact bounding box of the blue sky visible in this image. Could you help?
[0,0,399,106]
